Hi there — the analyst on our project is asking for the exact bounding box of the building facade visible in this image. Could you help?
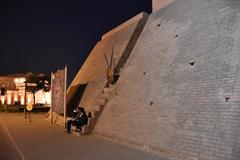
[0,73,51,106]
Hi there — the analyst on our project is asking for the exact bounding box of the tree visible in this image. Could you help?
[0,87,6,96]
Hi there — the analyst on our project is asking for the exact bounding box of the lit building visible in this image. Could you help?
[0,73,51,106]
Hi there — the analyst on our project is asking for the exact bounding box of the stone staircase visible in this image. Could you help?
[81,86,114,135]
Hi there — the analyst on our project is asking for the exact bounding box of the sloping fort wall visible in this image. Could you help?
[67,12,148,114]
[94,0,240,159]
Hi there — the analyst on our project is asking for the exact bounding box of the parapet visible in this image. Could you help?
[101,12,148,40]
[152,0,175,12]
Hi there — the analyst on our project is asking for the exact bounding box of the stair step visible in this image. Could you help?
[104,93,111,98]
[72,126,90,136]
[86,110,100,118]
[98,94,107,99]
[82,125,91,135]
[109,84,115,88]
[81,86,115,135]
[92,111,100,118]
[103,88,113,94]
[96,98,106,106]
[86,106,101,111]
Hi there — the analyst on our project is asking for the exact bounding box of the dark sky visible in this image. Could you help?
[0,0,151,85]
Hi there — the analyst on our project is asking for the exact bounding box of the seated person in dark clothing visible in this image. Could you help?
[67,106,88,134]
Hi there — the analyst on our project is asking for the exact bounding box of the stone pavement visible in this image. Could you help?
[0,113,166,160]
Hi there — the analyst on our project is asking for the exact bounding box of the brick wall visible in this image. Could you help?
[94,0,240,159]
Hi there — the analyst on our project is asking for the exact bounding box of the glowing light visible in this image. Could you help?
[20,95,25,105]
[27,95,31,104]
[0,96,5,104]
[35,90,51,104]
[26,93,34,104]
[14,78,26,84]
[7,94,12,105]
[14,94,18,102]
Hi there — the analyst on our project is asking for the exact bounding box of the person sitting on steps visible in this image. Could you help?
[67,106,88,134]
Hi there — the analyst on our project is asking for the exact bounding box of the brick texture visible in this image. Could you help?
[94,0,240,160]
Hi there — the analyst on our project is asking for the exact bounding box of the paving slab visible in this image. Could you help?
[0,113,166,160]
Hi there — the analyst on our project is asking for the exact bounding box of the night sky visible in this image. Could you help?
[0,0,151,85]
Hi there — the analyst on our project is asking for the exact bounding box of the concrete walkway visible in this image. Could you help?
[0,113,166,160]
[0,116,23,160]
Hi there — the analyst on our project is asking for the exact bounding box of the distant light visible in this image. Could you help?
[7,94,12,105]
[27,94,32,104]
[0,96,5,104]
[20,96,25,105]
[14,78,26,84]
[14,94,18,102]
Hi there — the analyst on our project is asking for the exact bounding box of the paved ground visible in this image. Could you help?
[0,116,23,160]
[0,112,166,160]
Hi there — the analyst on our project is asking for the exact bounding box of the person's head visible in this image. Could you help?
[76,106,85,113]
